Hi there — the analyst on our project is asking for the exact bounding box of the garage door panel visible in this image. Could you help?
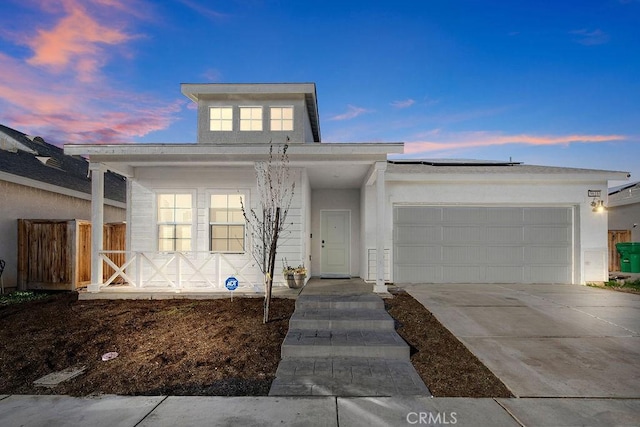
[395,225,442,243]
[525,246,571,263]
[524,226,571,244]
[395,265,442,283]
[486,226,524,243]
[486,246,524,263]
[394,206,573,284]
[395,206,442,224]
[395,245,441,264]
[442,246,487,263]
[442,265,484,282]
[443,207,487,223]
[524,207,571,224]
[486,266,524,282]
[486,207,524,225]
[526,266,571,283]
[443,226,486,242]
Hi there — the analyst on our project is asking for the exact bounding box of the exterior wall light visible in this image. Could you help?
[591,198,607,213]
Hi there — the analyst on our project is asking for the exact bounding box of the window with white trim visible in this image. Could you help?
[210,194,245,252]
[157,193,193,251]
[270,106,293,131]
[210,107,233,131]
[239,107,263,131]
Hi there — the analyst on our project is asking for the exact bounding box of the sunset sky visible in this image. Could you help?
[0,0,638,184]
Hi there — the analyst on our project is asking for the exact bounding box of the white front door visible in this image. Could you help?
[321,210,350,278]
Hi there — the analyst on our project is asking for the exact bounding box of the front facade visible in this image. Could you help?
[64,83,627,295]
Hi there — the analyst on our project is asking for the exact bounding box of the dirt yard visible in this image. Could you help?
[0,290,511,397]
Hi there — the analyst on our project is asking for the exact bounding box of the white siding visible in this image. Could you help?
[128,166,306,289]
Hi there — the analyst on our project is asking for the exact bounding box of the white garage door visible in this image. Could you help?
[393,206,573,284]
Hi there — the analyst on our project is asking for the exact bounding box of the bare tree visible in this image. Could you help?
[242,144,295,323]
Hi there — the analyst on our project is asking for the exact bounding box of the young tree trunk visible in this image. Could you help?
[264,207,280,323]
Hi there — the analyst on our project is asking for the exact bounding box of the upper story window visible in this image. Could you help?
[210,194,245,252]
[210,107,233,131]
[157,193,193,251]
[240,107,263,131]
[270,107,293,131]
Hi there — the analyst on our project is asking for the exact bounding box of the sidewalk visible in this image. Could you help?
[2,394,640,426]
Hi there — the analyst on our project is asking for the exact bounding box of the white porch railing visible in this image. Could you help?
[99,251,261,291]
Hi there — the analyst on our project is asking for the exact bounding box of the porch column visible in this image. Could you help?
[375,161,388,294]
[89,162,105,292]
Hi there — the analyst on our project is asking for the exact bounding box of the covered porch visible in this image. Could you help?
[64,143,402,297]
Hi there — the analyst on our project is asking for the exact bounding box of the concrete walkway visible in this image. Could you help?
[269,279,430,396]
[268,294,429,396]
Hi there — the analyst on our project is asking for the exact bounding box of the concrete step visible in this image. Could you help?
[289,308,395,331]
[269,357,430,396]
[295,294,384,311]
[281,329,409,359]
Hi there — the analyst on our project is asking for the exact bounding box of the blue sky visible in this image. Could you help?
[0,0,638,185]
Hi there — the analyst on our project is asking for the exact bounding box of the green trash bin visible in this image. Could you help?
[617,242,640,273]
[631,253,640,273]
[617,243,632,272]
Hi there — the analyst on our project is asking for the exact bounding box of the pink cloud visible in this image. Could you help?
[0,0,182,145]
[404,131,626,154]
[329,105,373,121]
[24,0,135,82]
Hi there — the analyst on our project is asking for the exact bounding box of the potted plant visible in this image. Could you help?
[293,265,307,288]
[282,262,307,289]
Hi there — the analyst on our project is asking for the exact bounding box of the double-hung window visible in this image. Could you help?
[157,193,193,251]
[270,106,293,131]
[210,107,233,131]
[239,107,263,131]
[210,194,245,252]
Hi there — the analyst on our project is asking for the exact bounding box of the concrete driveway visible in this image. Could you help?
[402,283,640,398]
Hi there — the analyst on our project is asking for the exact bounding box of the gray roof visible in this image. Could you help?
[0,124,126,203]
[386,160,629,178]
[609,181,640,195]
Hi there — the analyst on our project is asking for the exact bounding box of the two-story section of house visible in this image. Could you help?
[182,83,321,144]
[66,83,401,295]
[66,82,626,297]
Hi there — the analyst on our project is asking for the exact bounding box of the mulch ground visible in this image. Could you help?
[0,290,512,397]
[385,288,512,397]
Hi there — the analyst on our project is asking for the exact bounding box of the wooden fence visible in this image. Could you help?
[17,220,125,291]
[609,230,632,272]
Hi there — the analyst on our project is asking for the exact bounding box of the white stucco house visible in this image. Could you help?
[64,83,628,295]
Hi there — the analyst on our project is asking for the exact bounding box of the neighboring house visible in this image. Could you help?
[609,182,640,242]
[608,182,640,271]
[0,124,126,291]
[64,83,628,295]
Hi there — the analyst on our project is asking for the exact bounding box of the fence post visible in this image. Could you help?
[136,252,142,288]
[176,253,182,290]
